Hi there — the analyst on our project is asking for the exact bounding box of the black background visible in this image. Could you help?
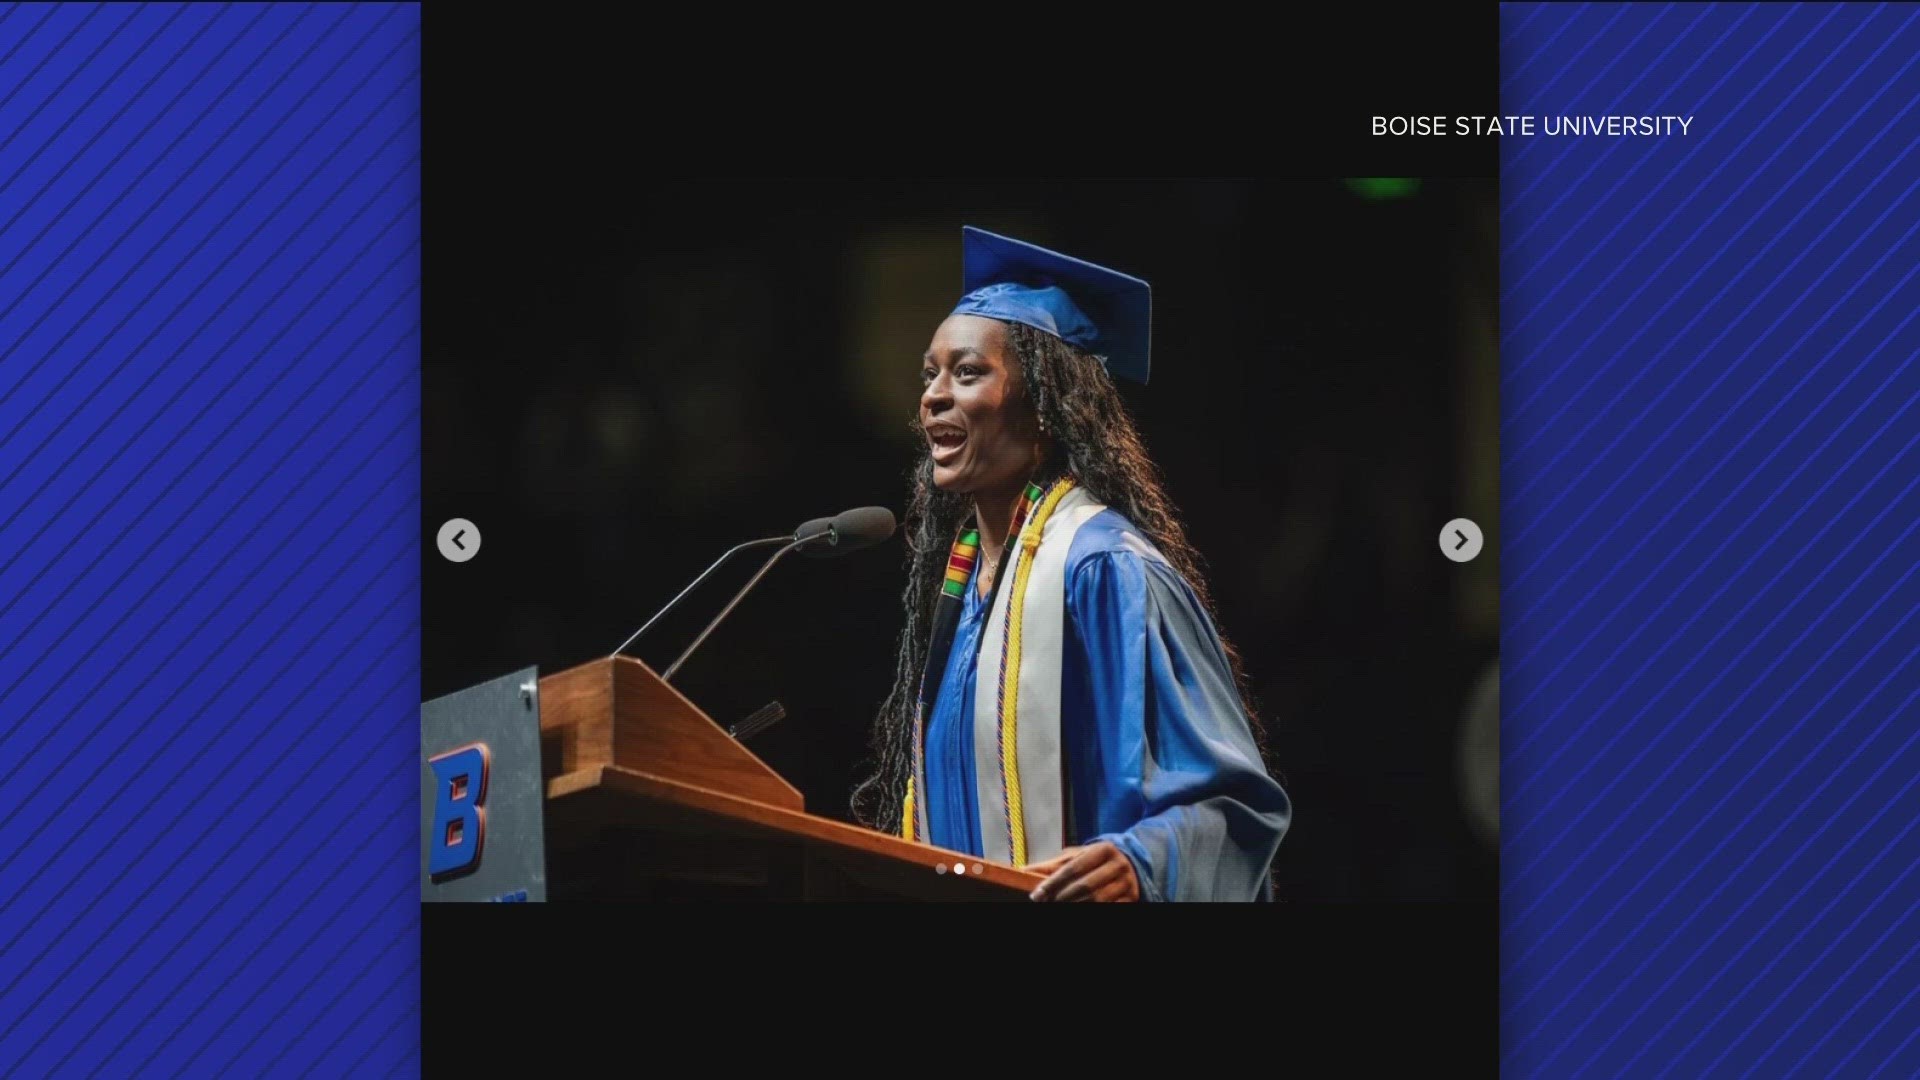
[423,6,1499,1060]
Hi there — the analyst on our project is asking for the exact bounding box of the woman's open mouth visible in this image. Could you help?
[928,426,966,465]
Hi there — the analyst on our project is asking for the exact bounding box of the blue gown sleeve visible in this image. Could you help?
[1066,548,1291,901]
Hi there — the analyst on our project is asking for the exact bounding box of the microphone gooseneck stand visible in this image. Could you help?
[607,534,788,661]
[606,507,895,686]
[661,533,814,682]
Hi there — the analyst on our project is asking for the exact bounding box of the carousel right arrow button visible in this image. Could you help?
[1441,518,1483,563]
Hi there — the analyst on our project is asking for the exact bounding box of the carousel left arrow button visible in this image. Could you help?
[437,518,480,563]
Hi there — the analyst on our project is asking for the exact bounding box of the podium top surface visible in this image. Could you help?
[535,656,1042,898]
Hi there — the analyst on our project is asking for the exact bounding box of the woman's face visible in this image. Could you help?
[920,315,1041,495]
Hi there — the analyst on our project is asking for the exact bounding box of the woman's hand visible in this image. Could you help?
[1024,842,1141,902]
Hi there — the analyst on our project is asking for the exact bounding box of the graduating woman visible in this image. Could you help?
[853,227,1291,902]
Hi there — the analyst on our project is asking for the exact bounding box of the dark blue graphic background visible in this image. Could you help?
[1503,3,1920,1076]
[0,4,418,1075]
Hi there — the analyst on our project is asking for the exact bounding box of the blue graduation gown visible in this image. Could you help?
[922,509,1291,901]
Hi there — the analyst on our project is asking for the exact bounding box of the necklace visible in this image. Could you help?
[982,481,1045,591]
[976,546,1002,592]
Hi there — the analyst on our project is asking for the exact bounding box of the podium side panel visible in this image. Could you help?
[421,666,548,902]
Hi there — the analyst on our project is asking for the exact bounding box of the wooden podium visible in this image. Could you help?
[535,656,1040,900]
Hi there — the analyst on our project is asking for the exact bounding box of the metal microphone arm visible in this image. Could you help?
[609,534,788,659]
[661,534,811,683]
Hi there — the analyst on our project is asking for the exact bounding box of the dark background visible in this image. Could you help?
[416,12,1497,1068]
[424,175,1501,902]
[420,13,1501,1069]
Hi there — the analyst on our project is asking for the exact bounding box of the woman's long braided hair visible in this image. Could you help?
[850,321,1269,832]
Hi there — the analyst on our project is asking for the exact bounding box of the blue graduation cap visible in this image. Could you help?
[949,226,1152,385]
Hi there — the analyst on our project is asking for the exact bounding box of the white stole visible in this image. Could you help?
[969,485,1106,866]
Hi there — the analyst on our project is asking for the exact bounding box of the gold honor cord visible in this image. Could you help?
[995,477,1077,866]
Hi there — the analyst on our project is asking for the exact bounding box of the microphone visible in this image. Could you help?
[796,506,896,558]
[727,700,787,742]
[609,507,898,681]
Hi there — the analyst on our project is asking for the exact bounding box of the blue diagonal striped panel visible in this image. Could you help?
[0,4,420,1076]
[1502,3,1920,1077]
